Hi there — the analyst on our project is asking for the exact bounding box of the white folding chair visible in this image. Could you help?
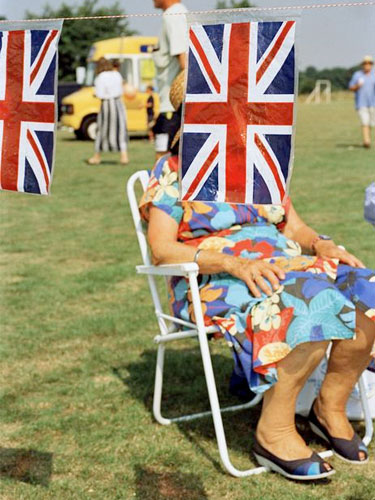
[127,169,373,477]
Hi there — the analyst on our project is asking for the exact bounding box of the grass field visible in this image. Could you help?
[0,96,374,500]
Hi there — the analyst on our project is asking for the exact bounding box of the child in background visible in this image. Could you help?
[146,85,155,142]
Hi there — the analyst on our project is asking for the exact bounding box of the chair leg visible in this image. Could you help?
[198,327,267,476]
[358,374,374,447]
[153,344,173,425]
[188,272,267,477]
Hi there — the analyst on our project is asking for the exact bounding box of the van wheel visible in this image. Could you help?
[79,115,98,141]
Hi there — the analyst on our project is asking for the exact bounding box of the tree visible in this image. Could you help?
[27,0,136,81]
[216,0,255,8]
[298,65,359,94]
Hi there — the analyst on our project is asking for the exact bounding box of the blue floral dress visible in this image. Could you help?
[140,155,375,394]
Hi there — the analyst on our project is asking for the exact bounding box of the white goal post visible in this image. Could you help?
[305,79,332,104]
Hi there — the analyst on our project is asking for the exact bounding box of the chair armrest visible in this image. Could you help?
[136,262,199,277]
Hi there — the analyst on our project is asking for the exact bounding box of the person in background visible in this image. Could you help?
[349,55,375,149]
[152,0,188,159]
[87,58,129,165]
[146,85,155,142]
[112,59,121,72]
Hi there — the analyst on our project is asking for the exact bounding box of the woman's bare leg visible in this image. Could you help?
[256,340,330,461]
[314,310,375,459]
[120,150,129,164]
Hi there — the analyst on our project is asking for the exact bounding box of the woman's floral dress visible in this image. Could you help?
[140,155,375,394]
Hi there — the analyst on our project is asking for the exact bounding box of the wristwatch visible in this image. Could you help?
[311,234,332,253]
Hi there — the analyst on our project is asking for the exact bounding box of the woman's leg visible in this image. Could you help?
[314,310,375,458]
[256,340,330,461]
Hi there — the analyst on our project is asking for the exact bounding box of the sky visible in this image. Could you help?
[1,0,374,69]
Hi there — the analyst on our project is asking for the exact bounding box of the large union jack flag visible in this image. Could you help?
[0,24,61,195]
[180,20,297,204]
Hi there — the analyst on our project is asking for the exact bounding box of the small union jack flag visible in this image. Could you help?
[0,23,62,195]
[180,20,297,204]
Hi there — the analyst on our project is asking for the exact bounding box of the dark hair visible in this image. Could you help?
[96,57,113,74]
[112,59,121,69]
[147,85,154,91]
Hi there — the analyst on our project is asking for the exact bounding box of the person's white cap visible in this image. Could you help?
[362,55,374,64]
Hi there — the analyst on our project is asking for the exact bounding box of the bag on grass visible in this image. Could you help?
[364,182,375,225]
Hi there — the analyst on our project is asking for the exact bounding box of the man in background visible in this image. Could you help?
[152,0,188,159]
[349,55,375,149]
[146,85,155,142]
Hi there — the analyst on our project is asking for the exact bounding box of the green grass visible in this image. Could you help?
[0,95,374,499]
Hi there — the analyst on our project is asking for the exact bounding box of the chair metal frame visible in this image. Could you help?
[127,169,374,478]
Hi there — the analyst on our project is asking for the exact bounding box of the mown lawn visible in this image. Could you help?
[0,96,374,499]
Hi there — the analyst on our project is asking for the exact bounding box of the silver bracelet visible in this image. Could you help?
[193,249,203,264]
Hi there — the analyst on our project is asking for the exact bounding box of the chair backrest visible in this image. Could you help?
[127,170,168,334]
[127,169,152,267]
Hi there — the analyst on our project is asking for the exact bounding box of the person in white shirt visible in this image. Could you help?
[152,0,188,159]
[87,58,129,165]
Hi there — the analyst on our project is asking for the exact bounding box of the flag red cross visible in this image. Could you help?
[184,22,294,203]
[0,30,56,191]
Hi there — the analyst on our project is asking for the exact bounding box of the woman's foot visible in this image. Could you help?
[313,398,354,440]
[253,436,335,480]
[310,398,368,463]
[120,152,129,165]
[87,154,101,165]
[256,421,315,461]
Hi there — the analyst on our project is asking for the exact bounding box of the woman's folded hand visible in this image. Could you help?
[313,240,365,269]
[223,257,286,298]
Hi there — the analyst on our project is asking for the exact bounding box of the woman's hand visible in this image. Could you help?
[224,257,286,298]
[314,240,365,268]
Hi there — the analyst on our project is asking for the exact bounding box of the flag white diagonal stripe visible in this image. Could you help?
[29,127,51,182]
[190,25,223,92]
[181,124,226,200]
[18,123,48,194]
[185,149,219,200]
[255,22,295,96]
[256,132,286,191]
[186,24,231,103]
[24,30,57,102]
[252,145,282,204]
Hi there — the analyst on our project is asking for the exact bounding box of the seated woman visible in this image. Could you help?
[139,73,375,481]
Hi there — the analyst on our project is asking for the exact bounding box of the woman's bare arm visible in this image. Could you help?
[148,206,285,298]
[283,202,365,268]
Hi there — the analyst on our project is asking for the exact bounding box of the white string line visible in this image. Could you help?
[0,1,374,24]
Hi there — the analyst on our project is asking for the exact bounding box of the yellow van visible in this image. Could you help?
[61,36,159,140]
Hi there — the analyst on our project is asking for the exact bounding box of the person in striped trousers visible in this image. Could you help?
[87,58,129,165]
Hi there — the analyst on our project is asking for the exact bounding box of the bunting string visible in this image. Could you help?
[0,1,374,24]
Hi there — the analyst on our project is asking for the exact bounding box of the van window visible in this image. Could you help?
[84,58,134,87]
[119,59,134,86]
[85,62,96,86]
[138,58,157,92]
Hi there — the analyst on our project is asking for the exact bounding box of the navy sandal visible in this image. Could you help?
[253,437,335,481]
[308,400,369,465]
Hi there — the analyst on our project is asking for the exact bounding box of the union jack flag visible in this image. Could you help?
[0,24,62,195]
[180,20,297,204]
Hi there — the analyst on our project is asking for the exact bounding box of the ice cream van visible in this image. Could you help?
[61,36,159,140]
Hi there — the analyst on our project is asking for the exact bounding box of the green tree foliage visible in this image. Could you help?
[299,65,359,94]
[27,0,135,81]
[216,0,255,8]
